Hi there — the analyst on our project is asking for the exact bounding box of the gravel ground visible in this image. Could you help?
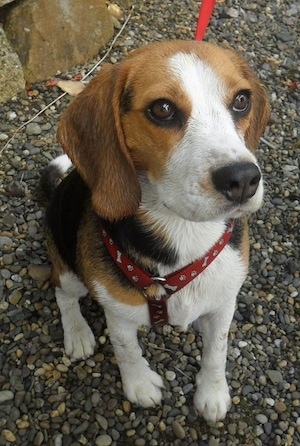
[0,1,299,445]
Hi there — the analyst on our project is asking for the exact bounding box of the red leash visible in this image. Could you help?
[195,0,216,41]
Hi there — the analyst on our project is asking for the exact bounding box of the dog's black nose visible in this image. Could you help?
[212,162,261,204]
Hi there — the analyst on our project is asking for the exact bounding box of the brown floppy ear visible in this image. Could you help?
[245,77,270,151]
[239,61,271,151]
[57,63,141,221]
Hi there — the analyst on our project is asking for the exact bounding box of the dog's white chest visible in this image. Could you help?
[162,247,245,328]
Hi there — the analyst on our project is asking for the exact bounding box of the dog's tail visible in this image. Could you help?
[38,154,73,206]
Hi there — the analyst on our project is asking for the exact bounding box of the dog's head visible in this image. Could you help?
[57,40,270,222]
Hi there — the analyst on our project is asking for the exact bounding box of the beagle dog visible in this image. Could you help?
[40,40,270,423]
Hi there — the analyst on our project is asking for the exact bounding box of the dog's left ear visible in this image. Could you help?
[246,76,271,151]
[237,58,271,151]
[226,49,271,151]
[57,63,141,221]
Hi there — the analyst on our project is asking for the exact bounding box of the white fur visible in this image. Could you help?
[151,53,263,222]
[50,154,73,174]
[56,272,96,360]
[104,308,165,407]
[55,52,263,423]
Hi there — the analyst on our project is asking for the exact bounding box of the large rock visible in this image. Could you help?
[0,27,25,103]
[3,0,114,84]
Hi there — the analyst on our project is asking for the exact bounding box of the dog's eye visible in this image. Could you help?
[232,90,251,114]
[146,98,186,129]
[148,99,176,121]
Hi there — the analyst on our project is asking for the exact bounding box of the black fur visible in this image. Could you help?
[104,216,178,271]
[45,169,90,273]
[38,164,63,207]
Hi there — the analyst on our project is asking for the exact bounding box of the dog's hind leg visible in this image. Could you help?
[55,271,96,360]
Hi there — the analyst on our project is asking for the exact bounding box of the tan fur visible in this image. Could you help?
[240,217,250,270]
[122,41,270,153]
[47,235,70,287]
[57,64,141,221]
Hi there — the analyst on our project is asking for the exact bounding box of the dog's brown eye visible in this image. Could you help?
[146,99,184,129]
[149,99,175,121]
[232,90,251,114]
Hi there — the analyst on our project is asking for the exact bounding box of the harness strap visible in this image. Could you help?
[101,220,235,325]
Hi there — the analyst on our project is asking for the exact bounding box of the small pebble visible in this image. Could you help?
[266,370,283,385]
[256,414,268,424]
[28,264,51,281]
[95,435,113,446]
[26,122,42,135]
[165,370,176,381]
[2,430,16,443]
[0,390,14,403]
[172,420,185,439]
[275,401,287,413]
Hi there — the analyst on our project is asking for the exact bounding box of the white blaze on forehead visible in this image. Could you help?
[169,52,227,110]
[167,52,251,160]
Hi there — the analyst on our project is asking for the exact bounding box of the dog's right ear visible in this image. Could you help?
[57,63,141,221]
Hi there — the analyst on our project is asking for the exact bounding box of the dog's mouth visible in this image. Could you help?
[162,202,172,212]
[161,197,259,223]
[224,196,262,218]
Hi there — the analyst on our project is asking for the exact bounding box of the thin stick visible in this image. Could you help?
[0,6,135,154]
[172,365,192,380]
[260,137,277,150]
[0,92,67,154]
[82,5,135,81]
[144,341,174,354]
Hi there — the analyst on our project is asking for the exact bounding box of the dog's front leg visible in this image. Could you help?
[105,309,165,408]
[56,272,96,360]
[194,306,234,423]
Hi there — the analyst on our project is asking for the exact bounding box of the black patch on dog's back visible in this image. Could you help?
[38,164,62,206]
[46,169,90,272]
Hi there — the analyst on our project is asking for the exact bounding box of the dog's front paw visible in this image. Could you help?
[122,361,165,408]
[64,322,96,361]
[194,374,231,423]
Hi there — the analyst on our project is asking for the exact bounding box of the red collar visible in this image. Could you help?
[101,220,235,326]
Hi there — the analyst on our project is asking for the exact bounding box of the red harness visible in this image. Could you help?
[101,220,235,325]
